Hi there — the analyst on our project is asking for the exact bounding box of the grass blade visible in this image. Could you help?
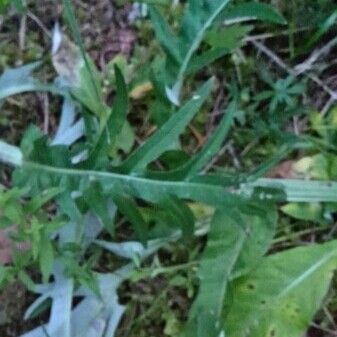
[183,100,237,178]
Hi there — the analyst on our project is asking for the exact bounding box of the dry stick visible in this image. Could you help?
[202,141,231,173]
[188,124,205,148]
[294,36,337,75]
[227,142,241,169]
[251,40,296,75]
[42,93,50,134]
[323,306,337,331]
[310,322,337,336]
[19,14,27,51]
[207,85,225,134]
[321,96,335,117]
[241,139,259,157]
[27,11,51,38]
[244,26,310,42]
[251,40,337,115]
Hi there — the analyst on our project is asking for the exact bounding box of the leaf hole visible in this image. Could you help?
[268,328,276,337]
[247,283,256,290]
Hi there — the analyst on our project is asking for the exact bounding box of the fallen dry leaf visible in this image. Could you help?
[0,227,15,264]
[265,160,297,179]
[0,226,30,265]
[129,82,153,100]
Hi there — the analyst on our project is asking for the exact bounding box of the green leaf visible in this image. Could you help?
[224,240,337,337]
[12,136,73,195]
[24,162,245,208]
[183,208,246,337]
[119,78,214,173]
[82,182,113,232]
[182,99,237,178]
[159,195,195,237]
[205,25,253,50]
[20,125,44,156]
[2,142,337,206]
[232,203,278,278]
[281,202,324,222]
[18,270,35,292]
[57,193,82,224]
[39,239,54,284]
[112,191,148,245]
[149,0,231,100]
[25,187,65,213]
[4,201,24,225]
[150,0,284,101]
[12,0,25,12]
[220,2,286,25]
[149,7,182,64]
[71,60,107,118]
[0,0,9,13]
[300,9,337,55]
[62,0,102,116]
[83,65,128,169]
[183,203,277,337]
[241,178,337,203]
[186,48,230,75]
[0,265,12,288]
[174,0,231,95]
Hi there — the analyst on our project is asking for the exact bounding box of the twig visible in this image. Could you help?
[251,40,337,109]
[323,306,337,331]
[244,26,310,42]
[42,326,52,337]
[41,93,50,134]
[320,96,335,117]
[188,124,205,148]
[227,143,241,169]
[27,11,51,38]
[251,40,295,75]
[202,141,230,173]
[325,221,337,240]
[207,83,225,134]
[292,116,299,136]
[73,0,90,9]
[310,322,337,336]
[307,74,337,100]
[19,14,27,51]
[241,139,259,157]
[294,36,337,75]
